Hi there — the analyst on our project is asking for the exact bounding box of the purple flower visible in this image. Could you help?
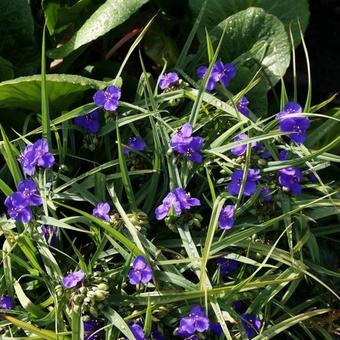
[177,305,210,338]
[128,256,153,285]
[240,313,261,338]
[279,168,303,195]
[237,96,250,117]
[4,192,32,223]
[84,319,104,340]
[159,72,179,90]
[216,257,238,276]
[123,137,146,155]
[155,188,200,220]
[155,192,182,220]
[232,300,247,313]
[197,60,236,91]
[93,85,121,111]
[39,225,58,246]
[173,188,201,210]
[19,139,54,176]
[276,102,310,144]
[255,143,271,159]
[92,202,110,222]
[279,149,288,161]
[209,323,222,336]
[170,123,203,163]
[231,134,256,157]
[151,328,164,340]
[0,295,13,310]
[218,205,235,229]
[62,270,85,288]
[17,179,42,206]
[33,139,55,169]
[74,110,100,134]
[228,169,261,196]
[129,322,145,340]
[19,144,37,176]
[260,188,272,201]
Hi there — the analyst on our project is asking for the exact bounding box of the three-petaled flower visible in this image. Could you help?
[276,102,310,144]
[240,313,261,338]
[159,72,179,90]
[218,205,235,229]
[74,110,100,134]
[92,202,111,222]
[278,167,303,195]
[62,270,85,289]
[237,96,250,117]
[197,60,236,91]
[231,133,256,157]
[123,137,146,155]
[128,256,153,285]
[155,188,200,220]
[0,295,13,310]
[93,85,121,111]
[170,123,203,164]
[228,169,261,196]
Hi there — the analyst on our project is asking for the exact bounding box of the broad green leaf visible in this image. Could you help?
[0,74,113,113]
[189,0,309,46]
[48,0,150,59]
[211,7,291,87]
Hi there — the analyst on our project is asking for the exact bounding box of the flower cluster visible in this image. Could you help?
[170,123,203,163]
[74,110,101,134]
[128,256,153,285]
[159,72,179,90]
[4,179,42,223]
[197,60,236,91]
[93,85,121,111]
[155,188,200,220]
[177,305,210,338]
[19,139,55,176]
[228,169,261,196]
[276,102,310,144]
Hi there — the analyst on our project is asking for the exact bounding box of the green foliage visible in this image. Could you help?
[47,0,150,59]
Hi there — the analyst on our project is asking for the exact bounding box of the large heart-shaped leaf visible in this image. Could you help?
[0,74,116,113]
[189,0,309,46]
[48,0,149,59]
[211,7,290,87]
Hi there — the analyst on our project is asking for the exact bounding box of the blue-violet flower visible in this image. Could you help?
[278,168,303,195]
[240,313,261,338]
[218,205,235,229]
[123,137,146,155]
[128,256,153,285]
[155,188,200,220]
[129,322,145,340]
[4,192,33,223]
[62,270,85,289]
[237,96,250,117]
[231,133,256,157]
[84,319,104,340]
[159,72,179,90]
[39,225,58,246]
[93,85,121,111]
[216,257,238,276]
[0,295,13,310]
[92,202,111,222]
[74,110,100,134]
[276,102,310,144]
[17,179,42,206]
[177,305,210,338]
[228,169,261,196]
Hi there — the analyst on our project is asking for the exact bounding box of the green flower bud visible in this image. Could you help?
[89,306,98,317]
[94,290,108,301]
[97,283,109,291]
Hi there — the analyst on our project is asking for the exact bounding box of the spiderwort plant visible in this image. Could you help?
[155,188,200,220]
[74,110,101,134]
[128,256,153,285]
[62,270,85,289]
[177,305,210,338]
[170,123,203,163]
[159,72,179,90]
[93,85,121,111]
